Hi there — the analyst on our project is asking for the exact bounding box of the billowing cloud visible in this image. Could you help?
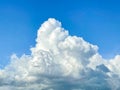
[0,18,120,90]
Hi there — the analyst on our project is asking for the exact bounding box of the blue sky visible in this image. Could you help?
[0,0,120,66]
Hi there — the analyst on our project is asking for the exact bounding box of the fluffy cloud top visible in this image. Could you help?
[0,18,120,90]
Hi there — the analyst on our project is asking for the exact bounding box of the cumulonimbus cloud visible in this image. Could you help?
[0,18,120,90]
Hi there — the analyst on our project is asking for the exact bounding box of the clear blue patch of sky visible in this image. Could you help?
[0,0,120,66]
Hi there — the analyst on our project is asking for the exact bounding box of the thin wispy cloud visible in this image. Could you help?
[0,18,120,90]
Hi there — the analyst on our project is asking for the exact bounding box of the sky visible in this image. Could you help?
[0,0,120,89]
[0,0,120,66]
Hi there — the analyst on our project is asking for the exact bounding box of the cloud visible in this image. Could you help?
[0,18,120,90]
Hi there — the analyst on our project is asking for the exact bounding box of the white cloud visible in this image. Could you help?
[0,18,120,90]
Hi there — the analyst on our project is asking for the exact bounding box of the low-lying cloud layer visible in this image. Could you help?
[0,18,120,90]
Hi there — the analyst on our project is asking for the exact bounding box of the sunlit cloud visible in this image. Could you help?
[0,18,120,90]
